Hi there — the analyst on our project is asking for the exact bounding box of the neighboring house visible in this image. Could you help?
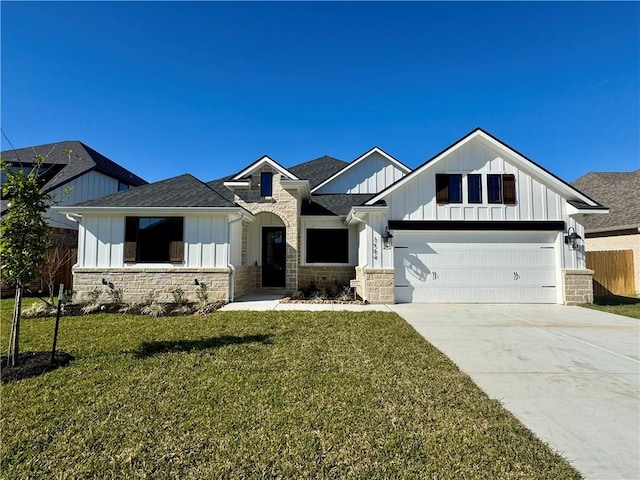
[1,141,147,248]
[572,170,640,294]
[57,128,608,305]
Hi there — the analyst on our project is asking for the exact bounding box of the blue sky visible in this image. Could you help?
[2,1,638,184]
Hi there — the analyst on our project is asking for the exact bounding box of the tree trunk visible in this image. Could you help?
[8,285,23,367]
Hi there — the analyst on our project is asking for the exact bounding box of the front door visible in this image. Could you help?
[262,227,286,288]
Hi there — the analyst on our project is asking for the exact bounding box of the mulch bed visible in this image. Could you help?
[280,297,367,304]
[1,351,74,384]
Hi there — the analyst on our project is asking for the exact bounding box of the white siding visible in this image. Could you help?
[77,213,230,268]
[300,217,358,265]
[387,140,565,222]
[315,152,406,194]
[47,171,119,230]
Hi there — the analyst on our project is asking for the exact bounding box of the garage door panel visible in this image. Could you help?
[393,232,557,303]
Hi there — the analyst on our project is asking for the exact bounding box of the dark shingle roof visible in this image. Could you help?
[76,174,235,208]
[301,194,378,216]
[572,169,640,230]
[289,155,348,189]
[206,175,235,203]
[1,141,147,192]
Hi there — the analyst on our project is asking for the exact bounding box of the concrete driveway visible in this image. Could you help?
[389,304,640,480]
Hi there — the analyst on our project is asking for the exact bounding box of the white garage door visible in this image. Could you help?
[394,231,558,303]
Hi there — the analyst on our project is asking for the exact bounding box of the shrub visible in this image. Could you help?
[172,287,188,305]
[196,283,209,305]
[107,287,123,305]
[141,302,165,318]
[22,302,53,318]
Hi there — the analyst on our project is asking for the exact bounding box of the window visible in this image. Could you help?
[436,174,462,204]
[468,174,482,203]
[124,217,184,263]
[260,172,273,197]
[487,174,516,204]
[118,182,129,191]
[306,229,349,263]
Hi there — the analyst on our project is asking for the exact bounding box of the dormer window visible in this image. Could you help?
[261,172,273,197]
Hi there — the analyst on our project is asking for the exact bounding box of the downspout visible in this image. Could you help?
[227,212,245,302]
[349,212,368,303]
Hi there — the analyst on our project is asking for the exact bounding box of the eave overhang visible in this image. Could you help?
[53,205,255,221]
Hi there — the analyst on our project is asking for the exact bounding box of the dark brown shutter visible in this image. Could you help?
[436,174,449,203]
[502,174,516,204]
[169,241,184,264]
[124,242,136,263]
[124,217,137,262]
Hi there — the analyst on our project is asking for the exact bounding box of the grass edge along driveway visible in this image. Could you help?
[1,309,581,479]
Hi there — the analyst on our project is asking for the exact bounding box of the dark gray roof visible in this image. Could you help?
[289,155,348,189]
[301,194,379,216]
[572,169,640,230]
[76,174,236,208]
[1,141,147,193]
[206,175,235,203]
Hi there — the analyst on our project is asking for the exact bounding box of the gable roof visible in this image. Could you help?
[1,141,147,193]
[301,194,378,216]
[311,146,411,193]
[365,128,605,208]
[73,174,235,208]
[230,155,299,181]
[289,155,348,189]
[572,170,640,231]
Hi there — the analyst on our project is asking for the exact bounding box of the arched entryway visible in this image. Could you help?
[247,212,287,288]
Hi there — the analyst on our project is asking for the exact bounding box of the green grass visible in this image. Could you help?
[582,295,640,319]
[1,304,581,479]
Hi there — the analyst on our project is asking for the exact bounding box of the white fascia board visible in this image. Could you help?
[232,156,299,181]
[567,204,610,216]
[280,179,310,198]
[223,180,250,188]
[345,205,389,225]
[311,146,410,194]
[586,224,640,234]
[53,206,254,221]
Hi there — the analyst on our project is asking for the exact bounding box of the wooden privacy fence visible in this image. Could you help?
[586,250,635,296]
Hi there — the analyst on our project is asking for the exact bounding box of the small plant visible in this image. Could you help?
[85,287,102,304]
[196,283,209,305]
[171,304,193,315]
[22,302,53,318]
[61,289,75,305]
[118,302,140,314]
[107,287,123,305]
[141,302,165,318]
[337,285,353,302]
[142,291,157,306]
[81,287,103,314]
[172,287,188,305]
[291,290,304,300]
[310,290,325,302]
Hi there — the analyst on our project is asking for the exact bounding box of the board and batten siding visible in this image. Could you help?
[48,171,120,230]
[387,140,565,222]
[76,214,231,268]
[314,152,407,194]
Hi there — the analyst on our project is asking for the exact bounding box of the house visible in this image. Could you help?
[572,170,640,294]
[1,141,147,248]
[57,128,608,305]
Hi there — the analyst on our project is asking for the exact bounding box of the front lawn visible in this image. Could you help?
[582,295,640,319]
[1,306,581,479]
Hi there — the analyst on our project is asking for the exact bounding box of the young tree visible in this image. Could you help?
[1,155,53,366]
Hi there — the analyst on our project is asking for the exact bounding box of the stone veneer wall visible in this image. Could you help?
[297,266,356,291]
[357,267,395,304]
[73,267,230,303]
[233,170,301,291]
[233,265,258,299]
[562,269,594,305]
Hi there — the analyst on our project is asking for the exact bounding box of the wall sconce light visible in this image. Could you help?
[194,279,199,286]
[101,278,108,286]
[565,227,582,251]
[381,227,394,249]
